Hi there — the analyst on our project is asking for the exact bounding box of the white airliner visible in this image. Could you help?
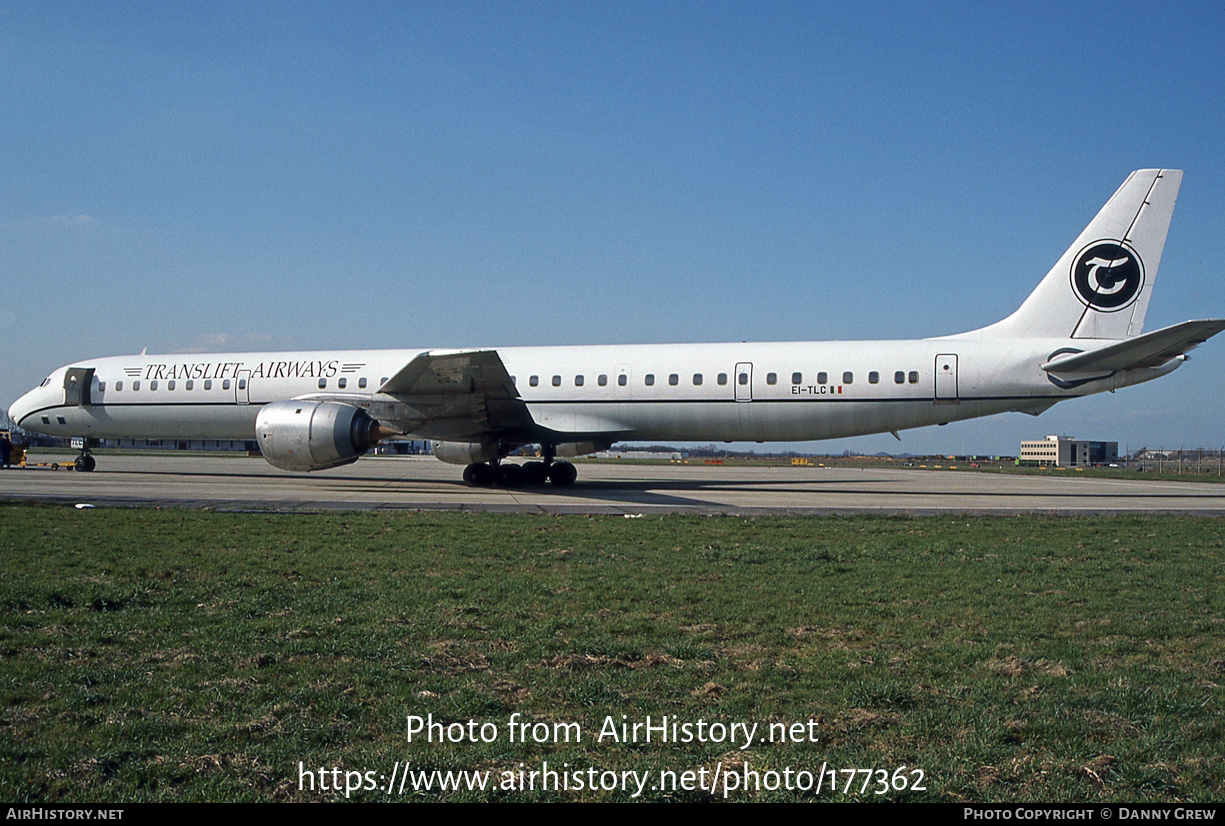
[9,169,1224,486]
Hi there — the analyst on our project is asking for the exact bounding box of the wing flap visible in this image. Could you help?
[1042,319,1225,373]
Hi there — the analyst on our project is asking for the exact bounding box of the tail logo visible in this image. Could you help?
[1070,240,1144,311]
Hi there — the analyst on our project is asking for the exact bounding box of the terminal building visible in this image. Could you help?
[1019,435,1118,467]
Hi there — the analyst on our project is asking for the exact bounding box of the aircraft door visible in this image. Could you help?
[934,354,958,402]
[735,362,753,402]
[63,367,95,407]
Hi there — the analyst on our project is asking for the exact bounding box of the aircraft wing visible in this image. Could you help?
[1042,320,1225,373]
[378,349,517,397]
[359,349,535,438]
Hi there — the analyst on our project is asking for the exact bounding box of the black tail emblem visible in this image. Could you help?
[1071,241,1144,311]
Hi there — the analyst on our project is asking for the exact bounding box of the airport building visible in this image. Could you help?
[1018,435,1118,467]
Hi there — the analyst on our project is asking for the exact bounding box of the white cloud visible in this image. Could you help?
[170,333,276,354]
[44,214,98,226]
[171,334,232,354]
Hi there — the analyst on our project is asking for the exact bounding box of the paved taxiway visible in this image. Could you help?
[3,453,1225,514]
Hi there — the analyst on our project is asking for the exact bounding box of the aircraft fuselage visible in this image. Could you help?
[10,337,1173,446]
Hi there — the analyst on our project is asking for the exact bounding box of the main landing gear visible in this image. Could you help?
[462,444,578,488]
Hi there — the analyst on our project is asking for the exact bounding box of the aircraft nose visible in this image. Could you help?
[8,389,41,430]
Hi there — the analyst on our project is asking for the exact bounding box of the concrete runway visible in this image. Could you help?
[3,452,1225,514]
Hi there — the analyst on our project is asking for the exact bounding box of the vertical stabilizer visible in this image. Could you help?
[968,169,1181,340]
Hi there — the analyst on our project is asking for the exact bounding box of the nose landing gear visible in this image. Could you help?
[72,437,97,472]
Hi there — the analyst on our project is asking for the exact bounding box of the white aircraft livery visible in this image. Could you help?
[9,169,1225,486]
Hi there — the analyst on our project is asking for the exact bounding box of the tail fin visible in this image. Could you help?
[969,169,1181,340]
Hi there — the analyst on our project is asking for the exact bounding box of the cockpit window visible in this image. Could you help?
[40,377,50,387]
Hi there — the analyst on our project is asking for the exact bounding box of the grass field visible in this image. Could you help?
[1,505,1222,802]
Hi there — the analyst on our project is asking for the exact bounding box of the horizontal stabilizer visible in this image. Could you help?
[1042,319,1225,373]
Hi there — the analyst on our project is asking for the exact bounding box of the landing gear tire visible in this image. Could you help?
[461,453,577,487]
[495,463,525,488]
[548,461,577,487]
[522,461,549,486]
[74,455,96,473]
[462,462,494,486]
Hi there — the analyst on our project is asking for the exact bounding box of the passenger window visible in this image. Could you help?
[766,372,777,385]
[239,379,247,389]
[738,372,748,385]
[575,375,584,387]
[338,377,347,389]
[380,377,388,385]
[116,381,123,391]
[668,373,678,386]
[843,372,853,384]
[908,371,919,384]
[598,374,608,386]
[869,371,879,384]
[98,381,106,392]
[817,372,827,384]
[717,373,728,385]
[645,374,655,386]
[204,380,212,390]
[150,380,158,391]
[618,374,627,387]
[186,380,193,390]
[552,375,561,387]
[133,381,141,390]
[530,375,539,387]
[168,380,176,390]
[318,378,327,389]
[895,371,905,384]
[693,373,703,385]
[223,380,231,390]
[791,372,802,385]
[359,377,367,389]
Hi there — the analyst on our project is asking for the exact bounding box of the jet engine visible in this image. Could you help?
[430,440,501,466]
[255,400,392,472]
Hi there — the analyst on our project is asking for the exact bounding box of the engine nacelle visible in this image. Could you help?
[256,401,382,472]
[430,440,501,465]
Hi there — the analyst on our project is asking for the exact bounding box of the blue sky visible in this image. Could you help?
[4,1,1224,455]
